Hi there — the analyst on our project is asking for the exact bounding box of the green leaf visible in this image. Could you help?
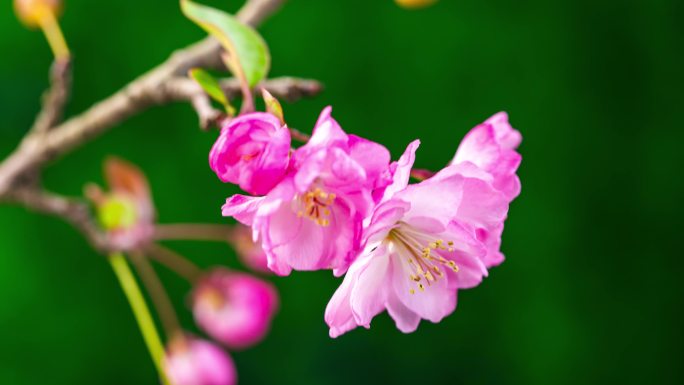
[181,0,270,89]
[188,68,235,115]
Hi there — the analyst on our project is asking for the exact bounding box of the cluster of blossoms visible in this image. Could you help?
[87,158,277,385]
[211,106,522,337]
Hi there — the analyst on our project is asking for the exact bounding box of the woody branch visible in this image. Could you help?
[0,0,322,250]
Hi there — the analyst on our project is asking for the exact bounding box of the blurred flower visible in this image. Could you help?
[164,337,236,385]
[210,112,291,195]
[326,119,521,336]
[450,112,522,267]
[86,157,155,251]
[230,224,270,274]
[222,107,391,276]
[14,0,62,28]
[193,269,278,349]
[394,0,437,9]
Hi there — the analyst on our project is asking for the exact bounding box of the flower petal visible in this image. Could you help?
[386,288,421,334]
[381,139,420,202]
[391,250,457,323]
[222,194,265,225]
[350,245,391,327]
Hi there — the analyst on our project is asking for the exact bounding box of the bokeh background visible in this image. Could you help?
[1,0,683,384]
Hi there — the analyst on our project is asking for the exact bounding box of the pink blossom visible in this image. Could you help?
[451,112,522,267]
[192,269,278,349]
[325,138,514,337]
[451,112,522,199]
[209,112,291,195]
[230,224,270,274]
[86,157,155,251]
[164,337,236,385]
[222,107,391,276]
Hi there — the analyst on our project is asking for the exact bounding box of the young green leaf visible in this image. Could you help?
[181,0,270,89]
[188,68,235,115]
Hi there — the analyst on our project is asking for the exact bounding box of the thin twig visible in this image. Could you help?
[163,76,322,130]
[130,252,182,339]
[0,0,285,196]
[154,223,233,242]
[145,243,204,283]
[32,58,72,134]
[2,188,108,251]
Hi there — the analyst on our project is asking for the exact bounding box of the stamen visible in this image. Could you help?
[388,223,460,294]
[295,187,336,227]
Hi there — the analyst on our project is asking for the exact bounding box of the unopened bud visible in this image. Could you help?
[394,0,438,9]
[98,196,138,231]
[165,336,237,385]
[14,0,62,28]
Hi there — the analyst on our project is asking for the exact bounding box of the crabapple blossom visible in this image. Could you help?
[326,113,521,337]
[222,107,391,276]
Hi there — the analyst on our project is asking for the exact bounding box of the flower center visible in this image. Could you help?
[388,223,459,294]
[295,187,336,227]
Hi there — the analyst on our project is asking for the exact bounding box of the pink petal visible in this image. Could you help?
[350,245,391,327]
[222,195,265,225]
[386,288,421,334]
[391,252,457,323]
[381,139,420,202]
[325,265,359,338]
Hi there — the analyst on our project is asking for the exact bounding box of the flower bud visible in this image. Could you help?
[230,225,270,274]
[209,112,291,195]
[14,0,62,28]
[164,337,236,385]
[193,269,278,349]
[394,0,437,9]
[86,158,156,251]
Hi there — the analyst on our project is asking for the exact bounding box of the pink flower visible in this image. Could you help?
[451,112,522,199]
[222,107,391,276]
[209,112,291,195]
[164,337,236,385]
[451,112,522,267]
[192,269,278,349]
[85,157,155,251]
[325,138,514,337]
[230,224,270,274]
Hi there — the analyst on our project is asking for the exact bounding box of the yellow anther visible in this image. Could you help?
[425,271,435,282]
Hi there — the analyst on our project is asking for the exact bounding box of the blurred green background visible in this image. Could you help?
[1,0,683,384]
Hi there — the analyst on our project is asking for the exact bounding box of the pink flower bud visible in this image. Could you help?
[193,269,278,349]
[230,225,270,274]
[209,112,291,195]
[164,337,236,385]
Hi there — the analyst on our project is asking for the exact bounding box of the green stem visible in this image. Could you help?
[109,252,171,385]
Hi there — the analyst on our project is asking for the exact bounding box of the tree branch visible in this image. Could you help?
[2,188,108,251]
[163,76,322,130]
[31,58,72,134]
[0,0,286,196]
